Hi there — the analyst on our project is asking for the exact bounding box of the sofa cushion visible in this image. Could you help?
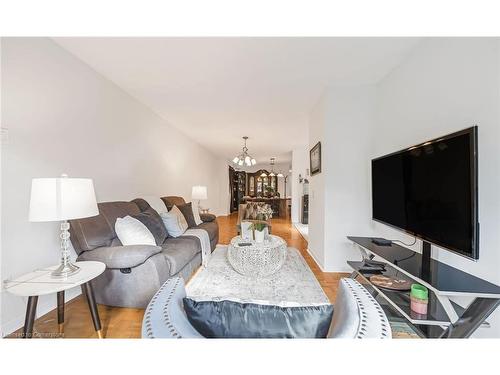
[182,298,334,338]
[78,245,162,269]
[195,221,218,242]
[100,201,141,229]
[132,207,168,245]
[69,201,142,254]
[161,196,186,210]
[140,196,169,215]
[131,198,152,212]
[69,211,114,253]
[177,202,197,228]
[161,236,201,275]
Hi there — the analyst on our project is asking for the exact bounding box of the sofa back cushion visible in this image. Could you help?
[140,196,169,215]
[161,196,186,210]
[99,201,141,227]
[183,298,334,338]
[69,201,141,254]
[69,209,115,253]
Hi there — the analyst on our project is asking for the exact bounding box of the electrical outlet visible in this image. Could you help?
[2,276,13,290]
[1,127,8,145]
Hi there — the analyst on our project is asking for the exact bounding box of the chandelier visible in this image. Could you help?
[261,158,284,177]
[232,136,256,167]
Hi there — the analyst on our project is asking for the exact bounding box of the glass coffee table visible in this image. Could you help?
[227,235,287,277]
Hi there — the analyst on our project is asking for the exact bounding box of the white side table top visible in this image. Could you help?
[4,261,105,297]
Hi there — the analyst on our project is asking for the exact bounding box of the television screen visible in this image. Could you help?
[371,127,478,259]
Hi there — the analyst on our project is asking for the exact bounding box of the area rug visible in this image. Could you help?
[186,245,329,305]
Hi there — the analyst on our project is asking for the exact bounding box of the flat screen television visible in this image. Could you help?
[371,127,478,259]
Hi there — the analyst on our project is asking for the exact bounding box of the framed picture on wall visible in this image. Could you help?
[310,141,321,176]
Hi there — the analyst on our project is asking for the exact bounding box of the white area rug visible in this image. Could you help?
[186,245,329,305]
[294,223,309,241]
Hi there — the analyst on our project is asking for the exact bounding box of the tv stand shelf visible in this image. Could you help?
[347,261,461,327]
[347,236,500,338]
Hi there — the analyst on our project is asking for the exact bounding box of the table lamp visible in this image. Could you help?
[29,174,99,278]
[191,185,208,211]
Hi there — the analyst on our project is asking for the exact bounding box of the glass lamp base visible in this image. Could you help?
[51,262,81,278]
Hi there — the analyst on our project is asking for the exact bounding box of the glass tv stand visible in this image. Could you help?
[347,236,500,338]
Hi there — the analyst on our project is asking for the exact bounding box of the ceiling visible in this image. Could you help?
[54,37,421,164]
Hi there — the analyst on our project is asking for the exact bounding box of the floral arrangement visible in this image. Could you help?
[257,204,273,221]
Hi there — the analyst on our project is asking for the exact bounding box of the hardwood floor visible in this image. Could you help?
[10,213,347,338]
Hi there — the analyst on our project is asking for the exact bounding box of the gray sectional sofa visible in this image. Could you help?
[69,196,218,308]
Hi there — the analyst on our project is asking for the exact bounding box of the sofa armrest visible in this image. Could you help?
[200,213,216,222]
[142,277,204,338]
[328,278,391,339]
[78,245,162,269]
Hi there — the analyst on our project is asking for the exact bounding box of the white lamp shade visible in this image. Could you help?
[191,185,208,200]
[29,177,99,222]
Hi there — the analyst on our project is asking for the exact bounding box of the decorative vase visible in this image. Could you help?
[254,229,265,243]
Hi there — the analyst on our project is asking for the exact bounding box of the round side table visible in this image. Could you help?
[5,261,105,338]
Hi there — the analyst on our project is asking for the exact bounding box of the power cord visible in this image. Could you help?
[394,252,416,267]
[393,237,417,267]
[391,237,417,247]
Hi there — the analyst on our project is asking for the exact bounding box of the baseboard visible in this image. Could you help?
[306,247,325,272]
[1,288,81,337]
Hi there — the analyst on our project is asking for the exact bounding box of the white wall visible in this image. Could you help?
[291,146,309,223]
[0,37,229,335]
[0,38,3,333]
[307,86,377,272]
[375,38,500,337]
[307,94,326,269]
[323,86,377,271]
[274,162,292,198]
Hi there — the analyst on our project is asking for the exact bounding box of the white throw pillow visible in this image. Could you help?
[160,205,188,237]
[192,202,203,226]
[141,195,168,215]
[115,215,156,246]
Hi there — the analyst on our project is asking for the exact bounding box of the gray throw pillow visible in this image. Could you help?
[177,202,197,228]
[131,207,168,245]
[183,298,334,338]
[199,213,216,222]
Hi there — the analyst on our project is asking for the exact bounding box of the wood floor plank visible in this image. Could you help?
[9,213,348,338]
